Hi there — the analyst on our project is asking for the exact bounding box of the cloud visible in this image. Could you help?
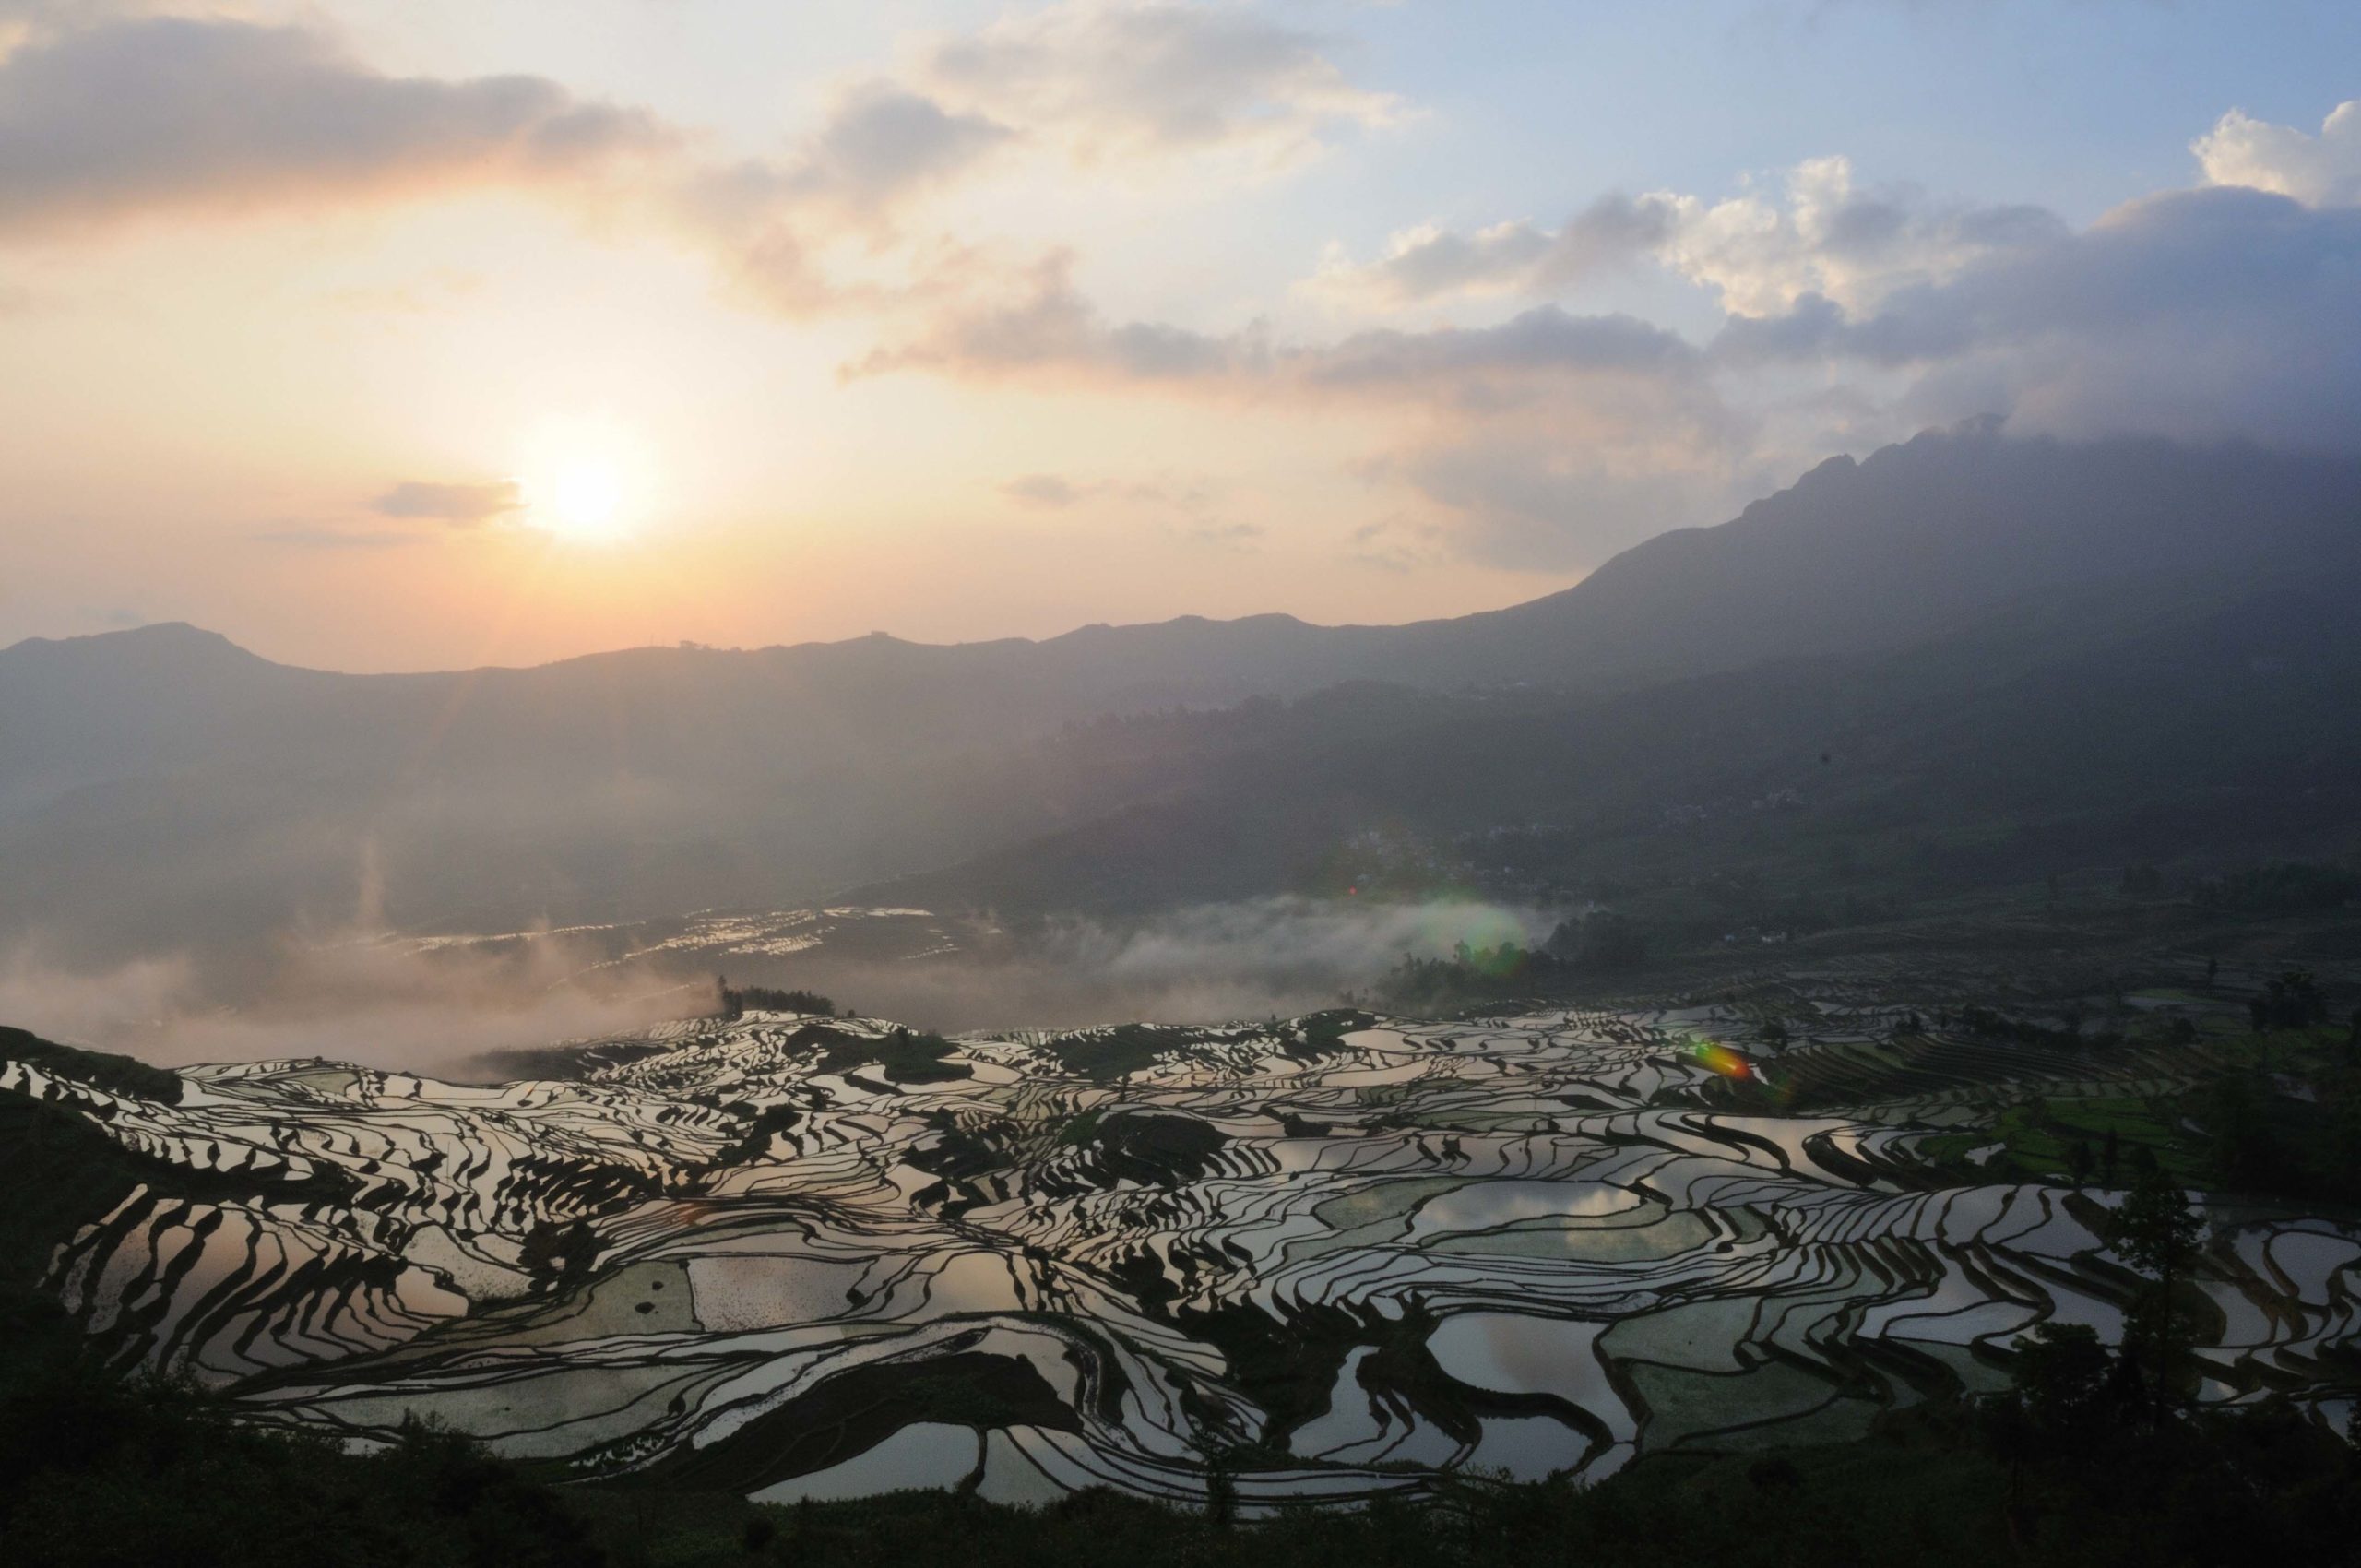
[1003,472,1085,508]
[679,79,1009,255]
[254,526,423,551]
[1307,307,1714,409]
[372,479,524,525]
[0,7,1400,327]
[782,80,1012,215]
[0,13,992,321]
[1715,185,2361,454]
[1311,220,1553,306]
[873,111,2361,566]
[863,254,1748,569]
[919,1,1400,171]
[1001,469,1226,530]
[1309,195,1683,308]
[856,253,1726,422]
[1256,112,2361,563]
[1370,439,1745,571]
[2195,100,2361,208]
[1174,520,1263,550]
[0,17,672,237]
[1310,158,2063,317]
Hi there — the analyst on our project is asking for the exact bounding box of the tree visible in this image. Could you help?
[1985,1321,2117,1525]
[2108,1169,2202,1415]
[2012,1321,2114,1428]
[2207,1074,2277,1190]
[1572,911,1647,971]
[2251,968,2328,1032]
[1203,1459,1237,1529]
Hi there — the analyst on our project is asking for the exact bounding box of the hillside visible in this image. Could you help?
[860,564,2361,920]
[4,426,2356,966]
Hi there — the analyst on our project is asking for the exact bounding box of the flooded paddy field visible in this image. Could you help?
[6,1001,2356,1511]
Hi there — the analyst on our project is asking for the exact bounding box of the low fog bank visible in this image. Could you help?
[0,897,1560,1075]
[775,897,1560,1035]
[0,929,702,1074]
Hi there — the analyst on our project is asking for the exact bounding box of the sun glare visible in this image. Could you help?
[516,415,653,544]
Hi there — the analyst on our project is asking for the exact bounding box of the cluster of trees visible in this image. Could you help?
[2191,861,2359,915]
[715,979,843,1019]
[1541,911,1649,970]
[1947,1004,2122,1052]
[1374,913,1652,1007]
[2249,968,2330,1032]
[2059,1127,2131,1188]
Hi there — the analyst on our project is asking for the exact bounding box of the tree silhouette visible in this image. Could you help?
[2108,1168,2201,1417]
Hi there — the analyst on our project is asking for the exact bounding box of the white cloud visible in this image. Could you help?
[919,0,1401,172]
[2194,100,2361,208]
[1308,156,2063,319]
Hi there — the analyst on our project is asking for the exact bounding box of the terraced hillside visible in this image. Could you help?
[4,1007,2355,1513]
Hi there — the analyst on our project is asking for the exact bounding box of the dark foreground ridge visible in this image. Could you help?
[6,1286,2360,1568]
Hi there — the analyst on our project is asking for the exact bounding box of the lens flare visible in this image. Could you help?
[1689,1039,1760,1080]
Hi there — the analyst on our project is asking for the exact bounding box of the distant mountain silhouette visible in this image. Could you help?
[5,424,2357,967]
[860,565,2361,918]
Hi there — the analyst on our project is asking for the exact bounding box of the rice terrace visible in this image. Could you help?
[12,963,2361,1514]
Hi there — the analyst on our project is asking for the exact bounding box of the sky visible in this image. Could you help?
[0,0,2355,672]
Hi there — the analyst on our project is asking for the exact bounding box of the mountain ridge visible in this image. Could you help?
[6,424,2357,966]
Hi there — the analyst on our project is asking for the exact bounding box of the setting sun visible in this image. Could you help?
[517,416,652,543]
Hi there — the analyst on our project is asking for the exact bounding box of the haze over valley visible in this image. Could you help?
[6,5,2361,1562]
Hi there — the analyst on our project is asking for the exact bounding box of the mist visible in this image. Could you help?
[697,897,1562,1039]
[0,929,702,1075]
[0,896,1559,1075]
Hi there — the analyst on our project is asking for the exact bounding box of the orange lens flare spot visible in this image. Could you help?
[1690,1039,1758,1080]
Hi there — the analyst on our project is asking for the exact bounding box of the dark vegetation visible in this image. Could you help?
[0,1024,181,1104]
[0,1034,358,1309]
[1377,914,1647,1009]
[7,1257,2361,1568]
[846,1026,971,1085]
[717,981,842,1019]
[1899,1009,2361,1207]
[1041,1023,1210,1080]
[760,1020,971,1085]
[1073,1111,1228,1188]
